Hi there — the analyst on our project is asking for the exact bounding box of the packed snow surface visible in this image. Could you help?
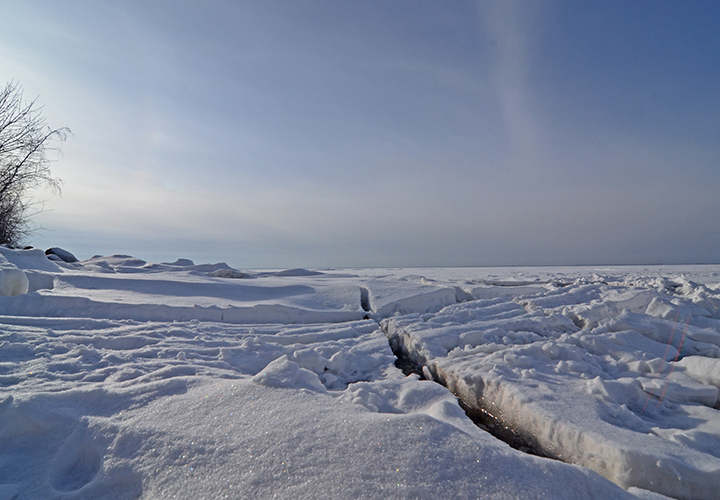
[1,247,719,499]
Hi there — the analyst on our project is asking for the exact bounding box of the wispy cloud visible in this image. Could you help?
[473,0,544,173]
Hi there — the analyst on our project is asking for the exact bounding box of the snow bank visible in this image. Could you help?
[0,246,63,272]
[0,247,61,293]
[0,253,367,324]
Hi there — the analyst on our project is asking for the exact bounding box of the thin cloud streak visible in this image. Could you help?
[475,0,544,174]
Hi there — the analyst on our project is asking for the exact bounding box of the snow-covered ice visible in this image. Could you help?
[0,247,718,499]
[384,268,720,500]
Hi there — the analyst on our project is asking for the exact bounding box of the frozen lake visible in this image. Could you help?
[1,247,719,499]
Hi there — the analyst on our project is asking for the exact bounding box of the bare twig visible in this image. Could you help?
[0,81,68,246]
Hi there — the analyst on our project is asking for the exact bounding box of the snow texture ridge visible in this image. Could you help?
[383,275,720,500]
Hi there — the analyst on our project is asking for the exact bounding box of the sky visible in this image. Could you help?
[1,0,719,268]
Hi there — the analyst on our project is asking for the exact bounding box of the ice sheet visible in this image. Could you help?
[383,272,720,499]
[1,248,719,498]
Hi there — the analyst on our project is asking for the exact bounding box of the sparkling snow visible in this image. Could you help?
[1,246,718,499]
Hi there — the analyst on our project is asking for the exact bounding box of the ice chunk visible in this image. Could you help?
[363,278,457,316]
[640,374,719,407]
[383,278,720,500]
[0,257,28,296]
[676,356,720,390]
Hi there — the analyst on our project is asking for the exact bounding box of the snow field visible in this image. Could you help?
[1,247,718,498]
[0,313,634,499]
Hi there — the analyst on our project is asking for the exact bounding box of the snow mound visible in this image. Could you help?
[252,355,327,392]
[45,247,79,263]
[0,246,63,272]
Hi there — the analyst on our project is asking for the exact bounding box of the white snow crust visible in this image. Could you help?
[1,249,718,499]
[383,268,720,500]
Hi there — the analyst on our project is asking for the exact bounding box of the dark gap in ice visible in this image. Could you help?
[457,401,553,459]
[567,312,586,329]
[359,286,371,312]
[387,336,425,379]
[394,354,426,379]
[382,323,555,460]
[385,330,425,378]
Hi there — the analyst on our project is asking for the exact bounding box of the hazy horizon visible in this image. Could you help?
[3,1,719,269]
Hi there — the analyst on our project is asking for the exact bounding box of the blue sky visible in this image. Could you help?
[1,1,719,267]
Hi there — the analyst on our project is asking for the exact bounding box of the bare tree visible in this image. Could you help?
[0,82,69,246]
